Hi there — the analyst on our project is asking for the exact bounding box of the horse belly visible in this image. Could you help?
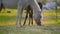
[2,0,18,9]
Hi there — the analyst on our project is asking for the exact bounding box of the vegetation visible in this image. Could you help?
[0,9,60,26]
[0,9,60,34]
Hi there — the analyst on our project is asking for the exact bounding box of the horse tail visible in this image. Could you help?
[0,3,3,12]
[0,1,5,12]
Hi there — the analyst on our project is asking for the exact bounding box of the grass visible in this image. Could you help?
[0,16,16,22]
[0,9,60,26]
[57,9,60,13]
[0,26,60,34]
[0,9,60,34]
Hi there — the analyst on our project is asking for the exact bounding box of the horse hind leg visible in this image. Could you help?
[28,11,33,26]
[23,6,30,26]
[29,14,30,26]
[23,13,28,26]
[31,9,33,25]
[28,10,31,26]
[29,10,33,25]
[31,14,33,25]
[30,15,33,25]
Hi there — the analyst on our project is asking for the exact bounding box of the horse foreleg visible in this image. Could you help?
[16,4,23,27]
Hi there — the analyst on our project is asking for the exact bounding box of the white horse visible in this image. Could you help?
[16,0,42,27]
[1,0,42,27]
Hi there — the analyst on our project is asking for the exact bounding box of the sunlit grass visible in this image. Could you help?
[0,9,60,34]
[43,10,56,16]
[0,26,60,34]
[0,9,17,16]
[0,9,60,26]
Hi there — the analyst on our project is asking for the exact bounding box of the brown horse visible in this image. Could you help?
[23,2,43,26]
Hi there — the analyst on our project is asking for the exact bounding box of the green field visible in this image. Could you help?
[0,26,60,34]
[0,9,60,26]
[0,9,60,34]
